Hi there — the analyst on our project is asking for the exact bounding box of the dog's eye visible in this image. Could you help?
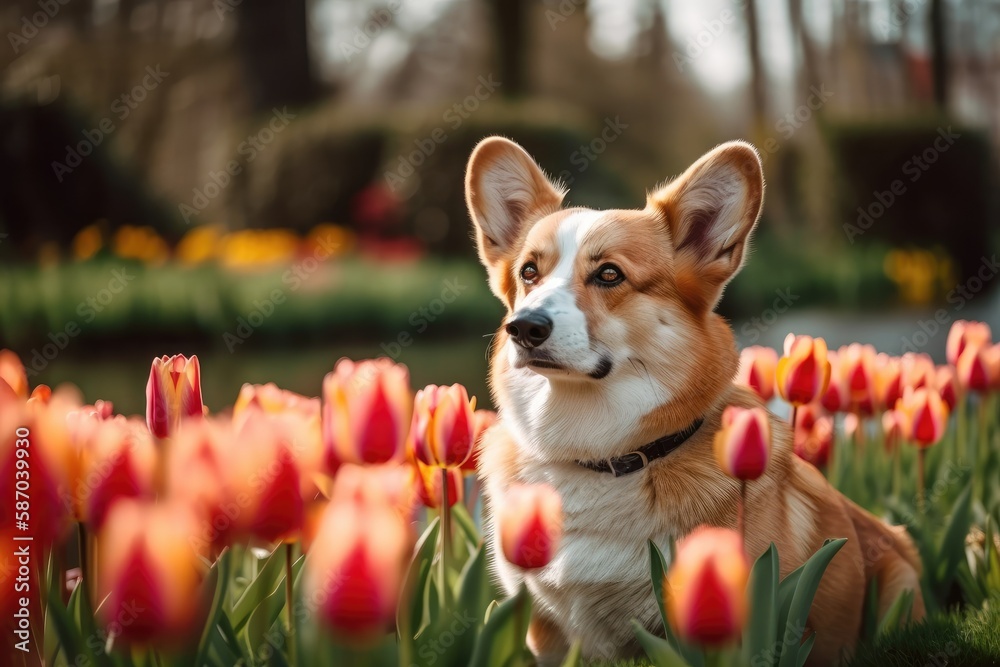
[594,264,624,286]
[520,262,539,285]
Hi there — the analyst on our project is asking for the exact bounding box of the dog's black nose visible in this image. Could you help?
[506,311,552,349]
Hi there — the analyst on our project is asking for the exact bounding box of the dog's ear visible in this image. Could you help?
[649,140,764,313]
[466,137,565,305]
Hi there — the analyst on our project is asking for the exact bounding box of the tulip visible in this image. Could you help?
[793,405,833,469]
[461,409,497,473]
[146,354,204,438]
[322,358,412,464]
[956,345,994,394]
[411,384,477,469]
[665,526,749,646]
[81,417,156,530]
[934,365,961,411]
[776,334,831,406]
[331,463,418,520]
[882,409,906,452]
[946,320,991,366]
[413,459,463,510]
[498,483,563,569]
[895,387,949,447]
[713,407,771,481]
[305,496,412,638]
[97,500,207,644]
[821,351,849,413]
[874,354,902,411]
[735,346,778,401]
[839,343,877,415]
[0,349,28,398]
[900,353,935,391]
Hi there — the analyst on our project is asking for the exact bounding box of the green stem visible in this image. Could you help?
[956,395,968,464]
[917,448,927,515]
[78,522,89,600]
[976,397,989,504]
[440,468,452,612]
[285,542,296,667]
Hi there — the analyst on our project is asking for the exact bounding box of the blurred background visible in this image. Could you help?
[1,0,998,414]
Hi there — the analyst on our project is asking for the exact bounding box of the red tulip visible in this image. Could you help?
[322,358,412,464]
[934,365,961,411]
[946,320,991,366]
[839,343,877,415]
[330,463,418,520]
[146,354,204,438]
[735,346,778,401]
[97,500,207,645]
[793,404,833,469]
[776,335,831,406]
[895,387,949,447]
[882,409,906,452]
[411,384,477,468]
[874,354,902,411]
[713,406,771,481]
[821,351,849,413]
[498,483,563,569]
[81,417,156,530]
[304,494,413,638]
[956,345,995,394]
[413,459,463,509]
[665,526,748,646]
[900,353,935,391]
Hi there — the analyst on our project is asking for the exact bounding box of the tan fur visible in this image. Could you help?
[467,137,924,666]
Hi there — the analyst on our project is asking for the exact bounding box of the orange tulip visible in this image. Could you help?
[146,354,204,438]
[873,354,902,411]
[411,383,477,468]
[713,406,771,481]
[413,459,463,510]
[956,345,995,394]
[322,358,412,464]
[776,334,831,406]
[97,500,207,644]
[80,417,156,530]
[498,483,562,569]
[305,494,412,638]
[895,387,950,447]
[934,365,961,411]
[461,409,497,473]
[665,526,749,646]
[946,320,991,366]
[793,405,833,469]
[735,346,778,401]
[0,349,28,398]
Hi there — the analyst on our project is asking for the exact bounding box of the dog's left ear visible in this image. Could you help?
[649,140,764,312]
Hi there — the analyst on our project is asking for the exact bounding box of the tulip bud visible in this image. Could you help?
[895,387,949,447]
[840,344,877,415]
[882,409,905,452]
[97,500,207,645]
[900,353,935,392]
[305,496,412,638]
[322,358,412,464]
[776,334,831,406]
[874,354,902,411]
[146,354,204,438]
[735,346,778,401]
[946,320,991,367]
[793,404,833,469]
[821,351,849,413]
[498,483,563,569]
[934,365,961,411]
[665,526,749,646]
[713,406,771,481]
[411,383,477,468]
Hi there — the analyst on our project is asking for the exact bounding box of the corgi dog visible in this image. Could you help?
[466,137,925,666]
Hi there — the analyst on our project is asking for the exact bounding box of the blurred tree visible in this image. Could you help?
[487,0,527,97]
[743,0,767,128]
[235,0,317,112]
[929,0,949,111]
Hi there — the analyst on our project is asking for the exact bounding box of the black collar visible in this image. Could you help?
[576,418,704,477]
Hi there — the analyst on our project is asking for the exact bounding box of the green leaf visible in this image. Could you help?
[934,482,973,599]
[452,502,483,550]
[795,632,817,667]
[468,585,531,667]
[449,544,491,661]
[47,579,89,665]
[876,589,914,637]
[560,639,583,667]
[742,543,779,667]
[776,538,847,667]
[193,551,234,667]
[231,545,286,633]
[399,515,441,664]
[631,620,692,667]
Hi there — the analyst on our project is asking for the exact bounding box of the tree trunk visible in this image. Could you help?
[236,0,316,112]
